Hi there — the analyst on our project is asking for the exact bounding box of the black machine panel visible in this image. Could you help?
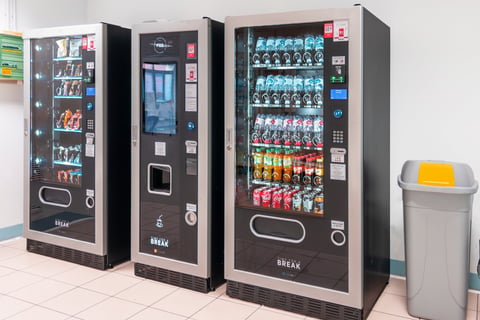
[233,21,350,291]
[29,35,97,243]
[139,31,199,264]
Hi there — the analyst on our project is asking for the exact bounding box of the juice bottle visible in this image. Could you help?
[272,149,283,182]
[253,148,264,180]
[262,148,274,181]
[303,157,315,185]
[313,155,324,186]
[282,150,293,183]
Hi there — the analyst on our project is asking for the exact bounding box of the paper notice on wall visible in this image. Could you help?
[155,142,166,156]
[185,83,197,112]
[330,163,346,181]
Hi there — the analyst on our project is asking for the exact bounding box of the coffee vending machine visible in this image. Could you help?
[23,23,131,269]
[131,18,224,292]
[224,6,390,319]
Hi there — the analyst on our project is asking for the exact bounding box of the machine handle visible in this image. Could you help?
[226,128,233,151]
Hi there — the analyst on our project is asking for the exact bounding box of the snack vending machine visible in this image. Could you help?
[131,18,224,292]
[23,23,131,269]
[225,6,390,319]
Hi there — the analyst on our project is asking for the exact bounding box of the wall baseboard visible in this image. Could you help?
[0,224,22,241]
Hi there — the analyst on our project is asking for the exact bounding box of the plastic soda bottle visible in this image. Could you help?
[253,148,264,180]
[272,149,283,182]
[262,148,274,181]
[303,157,315,185]
[314,155,324,186]
[282,150,293,182]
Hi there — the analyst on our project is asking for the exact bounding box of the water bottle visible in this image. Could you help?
[263,36,275,65]
[273,37,285,65]
[303,76,314,107]
[314,35,324,65]
[253,37,266,65]
[252,76,266,104]
[283,37,294,65]
[303,34,314,65]
[313,77,324,107]
[272,75,285,105]
[293,36,304,65]
[263,75,275,104]
[292,75,303,106]
[282,75,294,106]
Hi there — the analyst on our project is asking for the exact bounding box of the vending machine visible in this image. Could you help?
[131,18,224,293]
[23,23,131,270]
[224,6,390,319]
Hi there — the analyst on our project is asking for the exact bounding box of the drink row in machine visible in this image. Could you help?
[253,74,323,107]
[252,34,324,66]
[252,113,324,147]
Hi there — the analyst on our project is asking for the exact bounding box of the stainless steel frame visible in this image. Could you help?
[23,24,107,256]
[131,19,212,279]
[224,7,364,308]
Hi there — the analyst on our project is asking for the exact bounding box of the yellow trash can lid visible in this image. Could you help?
[398,160,478,194]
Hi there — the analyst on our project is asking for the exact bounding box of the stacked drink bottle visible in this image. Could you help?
[252,113,324,148]
[253,74,323,108]
[252,34,324,66]
[252,148,324,215]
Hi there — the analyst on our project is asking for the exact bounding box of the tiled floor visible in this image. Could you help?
[0,237,479,320]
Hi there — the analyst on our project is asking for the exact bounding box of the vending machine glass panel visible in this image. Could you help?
[233,22,350,292]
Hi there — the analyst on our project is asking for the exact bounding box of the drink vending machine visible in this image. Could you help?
[23,23,131,269]
[224,6,390,319]
[131,18,225,293]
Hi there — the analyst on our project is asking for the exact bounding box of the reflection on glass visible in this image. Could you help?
[143,63,177,135]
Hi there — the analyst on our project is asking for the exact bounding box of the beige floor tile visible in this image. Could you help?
[0,246,25,261]
[367,310,417,319]
[109,260,135,277]
[81,272,141,296]
[0,270,42,294]
[372,292,416,319]
[3,237,26,250]
[467,291,478,311]
[190,297,258,320]
[50,264,105,286]
[384,277,407,296]
[151,288,215,317]
[9,278,74,304]
[0,295,33,319]
[8,305,69,320]
[129,308,188,320]
[42,287,108,316]
[115,279,178,306]
[75,297,145,320]
[21,257,76,278]
[0,264,15,277]
[247,306,305,320]
[0,251,47,270]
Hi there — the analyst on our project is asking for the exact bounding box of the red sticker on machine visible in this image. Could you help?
[324,23,334,38]
[187,43,196,58]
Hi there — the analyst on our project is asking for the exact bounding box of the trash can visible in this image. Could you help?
[398,160,478,320]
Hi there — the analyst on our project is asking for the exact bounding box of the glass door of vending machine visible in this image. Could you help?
[225,7,390,320]
[29,34,94,242]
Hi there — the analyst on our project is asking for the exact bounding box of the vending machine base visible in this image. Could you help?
[26,239,120,270]
[228,280,368,320]
[135,263,221,293]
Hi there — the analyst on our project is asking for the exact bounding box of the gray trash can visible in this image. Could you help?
[398,160,478,320]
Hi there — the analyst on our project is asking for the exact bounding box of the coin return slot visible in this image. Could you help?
[148,163,172,196]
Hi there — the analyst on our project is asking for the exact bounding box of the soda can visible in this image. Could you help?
[272,189,284,209]
[292,191,304,211]
[253,186,267,206]
[303,192,314,213]
[314,192,324,215]
[261,187,273,207]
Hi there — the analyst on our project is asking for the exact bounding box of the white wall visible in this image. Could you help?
[0,0,87,229]
[87,0,480,272]
[2,0,480,274]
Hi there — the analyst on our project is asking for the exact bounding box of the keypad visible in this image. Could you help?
[332,130,344,144]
